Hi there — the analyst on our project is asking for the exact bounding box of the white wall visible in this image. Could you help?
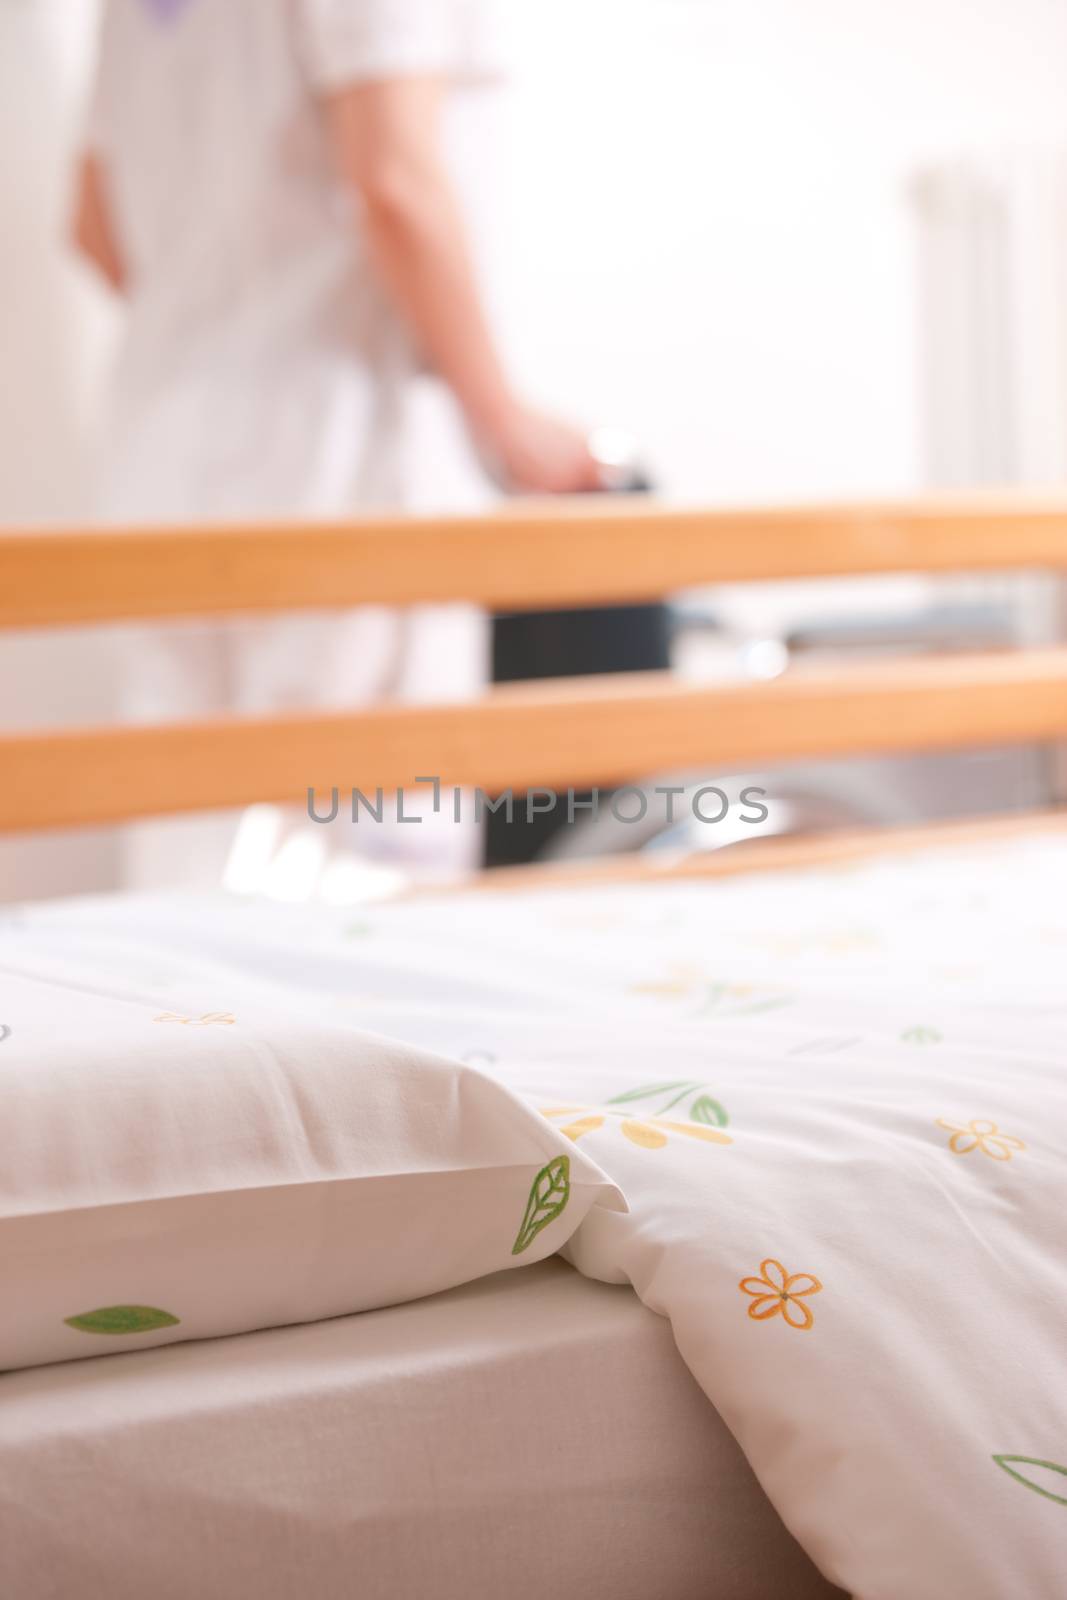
[501,0,1067,500]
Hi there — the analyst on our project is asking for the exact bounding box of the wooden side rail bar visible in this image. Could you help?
[4,648,1067,833]
[452,809,1067,894]
[4,495,1067,628]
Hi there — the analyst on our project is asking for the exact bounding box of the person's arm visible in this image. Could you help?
[70,152,127,295]
[323,77,599,494]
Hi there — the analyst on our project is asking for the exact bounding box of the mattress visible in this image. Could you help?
[0,1258,834,1600]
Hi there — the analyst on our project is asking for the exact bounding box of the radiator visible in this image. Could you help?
[914,151,1067,489]
[913,151,1067,676]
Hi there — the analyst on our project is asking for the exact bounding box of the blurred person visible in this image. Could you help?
[72,0,599,888]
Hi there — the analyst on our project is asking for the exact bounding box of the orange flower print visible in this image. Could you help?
[739,1258,822,1331]
[937,1118,1025,1161]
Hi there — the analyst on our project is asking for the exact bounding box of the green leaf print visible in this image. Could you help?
[690,1093,729,1128]
[992,1455,1067,1507]
[607,1081,697,1106]
[901,1026,942,1045]
[64,1306,181,1336]
[511,1156,571,1256]
[607,1081,730,1125]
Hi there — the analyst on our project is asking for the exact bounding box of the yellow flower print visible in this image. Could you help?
[629,962,704,998]
[631,971,757,1002]
[753,928,879,959]
[154,1012,235,1026]
[739,1259,822,1331]
[931,965,981,983]
[937,1118,1025,1161]
[541,1104,731,1151]
[627,965,791,1016]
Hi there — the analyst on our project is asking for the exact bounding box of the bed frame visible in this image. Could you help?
[3,495,1067,885]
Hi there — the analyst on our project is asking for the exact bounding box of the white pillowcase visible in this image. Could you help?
[1,968,622,1372]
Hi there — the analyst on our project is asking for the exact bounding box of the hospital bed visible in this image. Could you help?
[3,497,1067,1600]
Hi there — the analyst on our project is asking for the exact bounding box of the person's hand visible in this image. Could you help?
[487,405,604,495]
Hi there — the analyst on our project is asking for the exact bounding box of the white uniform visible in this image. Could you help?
[86,0,508,883]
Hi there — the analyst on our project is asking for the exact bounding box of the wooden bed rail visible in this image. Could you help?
[4,496,1067,836]
[5,649,1067,834]
[4,494,1067,626]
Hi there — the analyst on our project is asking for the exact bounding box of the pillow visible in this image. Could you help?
[0,967,623,1371]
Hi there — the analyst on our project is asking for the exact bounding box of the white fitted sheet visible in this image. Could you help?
[0,1259,836,1600]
